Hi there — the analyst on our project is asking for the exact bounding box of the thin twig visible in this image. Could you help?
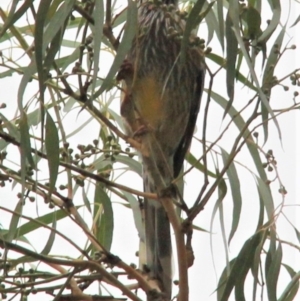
[0,238,142,301]
[188,100,261,221]
[0,131,153,199]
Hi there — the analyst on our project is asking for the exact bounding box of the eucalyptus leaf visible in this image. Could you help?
[221,148,242,244]
[94,185,114,251]
[45,112,60,199]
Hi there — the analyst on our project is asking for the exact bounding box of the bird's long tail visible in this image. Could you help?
[143,168,172,300]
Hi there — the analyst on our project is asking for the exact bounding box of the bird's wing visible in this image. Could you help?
[173,63,205,178]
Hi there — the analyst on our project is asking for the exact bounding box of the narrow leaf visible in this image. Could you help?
[186,152,217,178]
[6,209,71,240]
[216,0,224,50]
[210,91,268,184]
[0,0,33,39]
[221,148,242,244]
[255,176,274,221]
[45,112,60,198]
[82,189,92,213]
[206,53,257,91]
[115,154,142,176]
[278,264,300,301]
[260,26,285,141]
[231,26,282,142]
[40,216,56,255]
[94,185,114,251]
[266,242,282,301]
[210,175,227,284]
[290,14,300,27]
[0,113,20,140]
[19,114,34,197]
[202,1,217,45]
[6,200,23,242]
[92,0,137,99]
[35,0,52,140]
[219,231,263,301]
[218,179,230,274]
[123,191,145,242]
[225,6,238,111]
[257,0,281,44]
[91,0,104,96]
[180,0,206,65]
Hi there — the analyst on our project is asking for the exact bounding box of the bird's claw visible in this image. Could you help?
[116,59,134,81]
[132,124,149,137]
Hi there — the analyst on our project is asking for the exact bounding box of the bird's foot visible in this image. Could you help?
[147,289,167,301]
[132,124,150,138]
[158,184,177,199]
[116,59,134,81]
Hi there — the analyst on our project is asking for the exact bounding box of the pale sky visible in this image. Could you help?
[0,1,300,300]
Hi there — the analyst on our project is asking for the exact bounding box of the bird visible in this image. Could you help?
[117,0,205,299]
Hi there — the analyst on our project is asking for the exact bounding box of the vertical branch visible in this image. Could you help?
[161,196,188,301]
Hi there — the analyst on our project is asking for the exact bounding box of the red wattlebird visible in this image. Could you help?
[118,1,205,299]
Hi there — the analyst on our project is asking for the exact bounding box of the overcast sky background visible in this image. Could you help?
[0,0,300,300]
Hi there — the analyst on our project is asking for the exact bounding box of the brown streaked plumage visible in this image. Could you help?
[118,0,205,299]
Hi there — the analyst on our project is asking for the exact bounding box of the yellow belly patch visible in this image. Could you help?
[133,76,164,128]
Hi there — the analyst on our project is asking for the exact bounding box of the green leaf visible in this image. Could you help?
[43,25,65,72]
[210,90,268,184]
[0,113,20,140]
[206,52,257,91]
[42,1,76,53]
[255,190,265,230]
[123,191,144,242]
[94,185,114,251]
[216,0,225,50]
[35,0,51,87]
[91,0,104,96]
[35,1,52,141]
[231,26,282,142]
[92,0,137,99]
[186,152,217,178]
[225,6,238,111]
[221,148,242,244]
[19,114,34,197]
[255,176,274,221]
[82,189,92,213]
[217,258,236,301]
[293,225,300,244]
[19,113,34,168]
[115,154,142,176]
[45,112,60,199]
[192,223,210,233]
[218,178,229,273]
[260,26,285,141]
[40,216,56,255]
[46,0,64,22]
[202,1,217,45]
[251,230,266,300]
[8,209,70,240]
[27,108,41,127]
[278,264,300,301]
[218,231,264,301]
[180,0,206,65]
[266,242,282,301]
[257,0,281,44]
[0,0,33,39]
[210,176,227,282]
[108,108,127,133]
[6,200,23,242]
[244,6,262,40]
[290,14,300,27]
